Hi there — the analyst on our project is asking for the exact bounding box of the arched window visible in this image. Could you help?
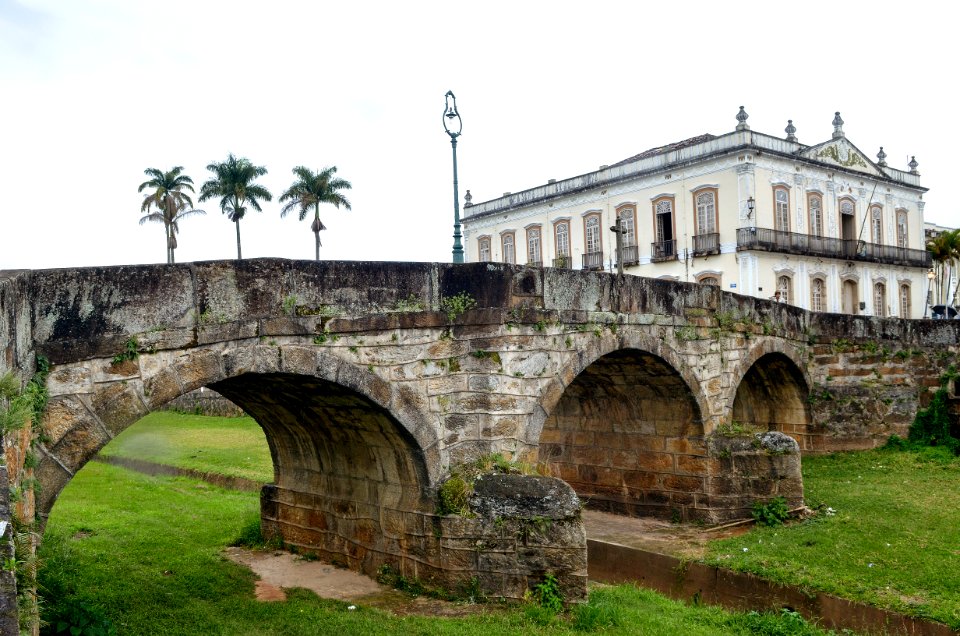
[655,198,674,243]
[777,275,792,304]
[896,210,908,248]
[811,278,825,312]
[774,187,790,232]
[840,199,855,216]
[526,226,541,265]
[808,193,823,237]
[501,233,515,264]
[585,215,601,254]
[617,206,636,247]
[554,222,570,258]
[874,282,886,317]
[698,275,720,286]
[695,190,717,234]
[870,205,883,244]
[478,237,491,262]
[900,283,911,318]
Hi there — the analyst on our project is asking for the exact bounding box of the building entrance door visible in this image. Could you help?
[842,279,859,315]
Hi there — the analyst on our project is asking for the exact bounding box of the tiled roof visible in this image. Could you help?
[610,134,717,167]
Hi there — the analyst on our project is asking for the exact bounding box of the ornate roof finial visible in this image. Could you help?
[908,156,919,175]
[832,111,845,139]
[876,147,887,167]
[785,119,797,142]
[464,189,473,207]
[735,106,750,131]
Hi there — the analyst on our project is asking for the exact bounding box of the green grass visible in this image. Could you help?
[98,411,273,482]
[38,416,841,635]
[705,446,960,629]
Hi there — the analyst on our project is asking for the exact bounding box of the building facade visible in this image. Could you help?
[462,109,932,318]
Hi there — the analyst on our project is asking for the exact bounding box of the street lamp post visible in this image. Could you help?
[443,91,464,264]
[924,268,935,318]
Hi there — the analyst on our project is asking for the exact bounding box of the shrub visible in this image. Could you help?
[532,573,564,613]
[752,496,790,527]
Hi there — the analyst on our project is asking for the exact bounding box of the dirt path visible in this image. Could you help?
[223,547,491,616]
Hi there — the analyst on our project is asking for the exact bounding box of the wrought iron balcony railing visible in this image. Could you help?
[651,240,678,262]
[692,232,720,256]
[736,227,931,267]
[582,251,604,271]
[552,256,572,269]
[617,244,640,267]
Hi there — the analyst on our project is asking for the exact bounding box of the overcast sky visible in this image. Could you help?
[1,0,955,271]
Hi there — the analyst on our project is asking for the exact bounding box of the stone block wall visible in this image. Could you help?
[261,473,587,603]
[705,431,804,519]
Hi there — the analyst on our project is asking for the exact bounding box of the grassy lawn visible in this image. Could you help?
[97,411,273,482]
[39,412,840,635]
[39,462,836,635]
[705,446,960,629]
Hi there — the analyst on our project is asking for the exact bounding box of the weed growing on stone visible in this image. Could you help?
[675,325,698,341]
[440,291,477,322]
[830,338,853,353]
[282,294,298,315]
[391,294,424,312]
[111,337,140,365]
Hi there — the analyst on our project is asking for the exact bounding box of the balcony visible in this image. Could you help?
[552,256,572,269]
[692,232,720,256]
[651,240,678,262]
[617,244,640,267]
[582,251,604,271]
[736,227,931,267]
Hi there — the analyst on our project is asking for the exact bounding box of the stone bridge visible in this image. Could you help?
[1,259,957,604]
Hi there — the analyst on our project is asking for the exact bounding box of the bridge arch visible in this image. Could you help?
[536,332,709,520]
[37,343,439,524]
[729,341,814,451]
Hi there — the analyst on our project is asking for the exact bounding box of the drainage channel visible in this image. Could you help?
[584,516,954,636]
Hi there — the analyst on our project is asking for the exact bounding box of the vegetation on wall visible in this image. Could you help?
[0,356,50,633]
[888,365,960,454]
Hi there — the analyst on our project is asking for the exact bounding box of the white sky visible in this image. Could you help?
[1,0,956,270]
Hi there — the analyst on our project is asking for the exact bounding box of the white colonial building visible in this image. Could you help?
[462,109,932,318]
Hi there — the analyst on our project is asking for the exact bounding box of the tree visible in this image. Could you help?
[279,166,352,260]
[138,167,204,264]
[198,154,272,260]
[926,229,960,306]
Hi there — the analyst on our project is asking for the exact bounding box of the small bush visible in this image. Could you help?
[532,573,564,613]
[42,598,117,636]
[752,497,790,527]
[908,388,960,454]
[436,475,471,516]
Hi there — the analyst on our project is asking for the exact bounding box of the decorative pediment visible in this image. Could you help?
[800,138,884,178]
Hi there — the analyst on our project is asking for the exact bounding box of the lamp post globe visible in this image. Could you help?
[443,91,464,263]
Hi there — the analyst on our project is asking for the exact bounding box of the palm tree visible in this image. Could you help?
[198,154,272,259]
[926,229,960,306]
[138,167,205,264]
[279,166,352,260]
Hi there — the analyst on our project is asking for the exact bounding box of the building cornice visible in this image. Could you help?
[463,130,928,223]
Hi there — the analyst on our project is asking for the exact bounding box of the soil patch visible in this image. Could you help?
[223,547,490,617]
